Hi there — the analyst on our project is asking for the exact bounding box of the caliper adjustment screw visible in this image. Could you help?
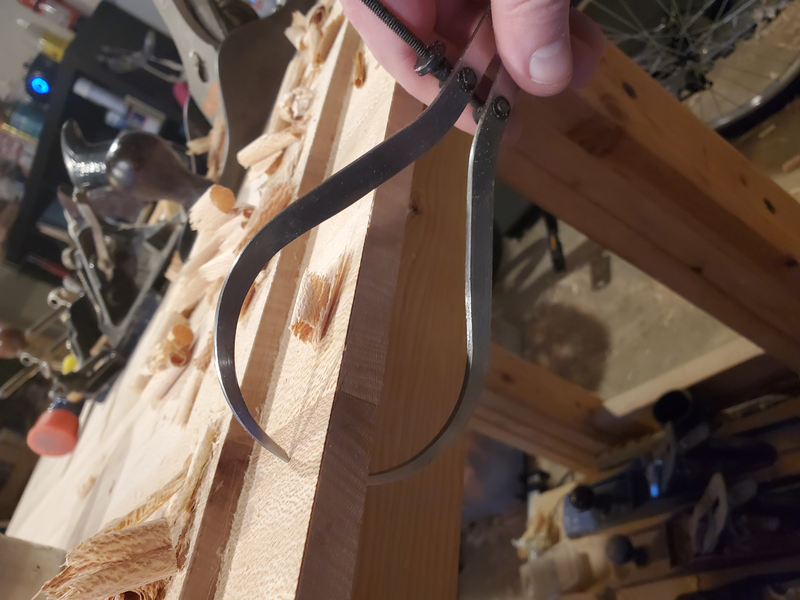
[415,40,450,80]
[492,96,511,120]
[458,67,478,92]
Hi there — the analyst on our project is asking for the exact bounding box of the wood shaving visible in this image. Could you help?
[168,347,191,368]
[302,23,322,59]
[316,13,344,65]
[206,111,227,182]
[141,365,184,405]
[185,136,210,156]
[290,253,350,344]
[169,424,218,567]
[101,462,190,534]
[353,50,367,88]
[236,128,301,169]
[39,519,178,600]
[278,87,314,123]
[189,186,236,235]
[284,11,307,51]
[209,184,236,213]
[236,182,294,253]
[307,3,328,26]
[169,324,194,349]
[199,252,236,283]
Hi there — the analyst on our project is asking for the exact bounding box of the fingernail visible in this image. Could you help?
[529,38,571,85]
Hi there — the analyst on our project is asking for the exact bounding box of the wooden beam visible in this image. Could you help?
[353,127,471,600]
[498,44,800,373]
[472,343,653,472]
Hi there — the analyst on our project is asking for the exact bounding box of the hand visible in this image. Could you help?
[341,0,605,107]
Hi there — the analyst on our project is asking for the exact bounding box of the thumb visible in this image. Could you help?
[492,0,573,96]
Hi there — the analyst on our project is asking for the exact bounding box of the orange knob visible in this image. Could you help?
[27,409,79,456]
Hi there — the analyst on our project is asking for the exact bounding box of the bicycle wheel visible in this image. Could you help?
[579,0,800,132]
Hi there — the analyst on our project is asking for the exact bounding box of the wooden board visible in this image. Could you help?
[353,127,471,600]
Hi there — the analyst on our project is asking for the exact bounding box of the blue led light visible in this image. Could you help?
[650,483,660,498]
[31,76,50,95]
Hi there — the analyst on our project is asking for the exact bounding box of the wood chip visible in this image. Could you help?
[237,128,302,168]
[39,519,178,600]
[290,253,350,344]
[209,184,236,213]
[185,135,210,155]
[353,50,367,88]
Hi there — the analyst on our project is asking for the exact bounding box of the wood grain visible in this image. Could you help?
[353,127,472,600]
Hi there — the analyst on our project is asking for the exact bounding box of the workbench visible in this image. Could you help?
[8,3,800,600]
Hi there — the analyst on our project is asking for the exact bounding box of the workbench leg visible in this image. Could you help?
[352,128,472,599]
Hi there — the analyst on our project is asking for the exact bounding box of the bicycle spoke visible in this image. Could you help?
[715,64,776,80]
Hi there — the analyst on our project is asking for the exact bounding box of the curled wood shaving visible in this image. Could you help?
[290,253,350,344]
[209,184,236,213]
[101,461,190,534]
[307,3,328,26]
[236,128,302,169]
[169,424,218,567]
[168,347,191,368]
[185,136,210,156]
[39,519,178,600]
[353,50,367,88]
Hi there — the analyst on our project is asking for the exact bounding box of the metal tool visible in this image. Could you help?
[214,6,519,484]
[97,30,185,83]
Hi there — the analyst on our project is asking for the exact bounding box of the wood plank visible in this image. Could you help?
[215,37,417,600]
[472,344,653,471]
[173,21,364,600]
[353,127,472,600]
[498,44,800,372]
